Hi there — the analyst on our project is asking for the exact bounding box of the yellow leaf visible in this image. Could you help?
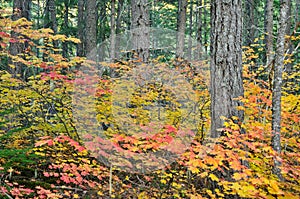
[138,191,149,199]
[268,180,283,195]
[52,34,67,41]
[9,64,16,69]
[1,72,12,80]
[233,173,242,181]
[7,167,14,173]
[209,173,218,181]
[67,37,81,43]
[231,182,241,191]
[200,172,208,178]
[73,194,79,198]
[190,167,199,174]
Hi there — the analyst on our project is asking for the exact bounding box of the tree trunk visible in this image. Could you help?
[62,0,69,58]
[210,0,244,138]
[49,0,57,34]
[271,0,290,180]
[12,0,31,20]
[43,0,58,51]
[9,0,31,78]
[284,0,292,72]
[176,0,188,58]
[77,0,85,56]
[187,0,193,60]
[203,0,208,54]
[131,0,150,62]
[116,0,124,35]
[195,0,202,60]
[48,0,58,50]
[265,0,274,66]
[244,0,255,45]
[98,1,107,60]
[110,0,116,60]
[115,0,124,59]
[86,0,97,57]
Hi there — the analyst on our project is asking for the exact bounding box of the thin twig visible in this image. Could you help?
[109,165,113,197]
[5,193,14,199]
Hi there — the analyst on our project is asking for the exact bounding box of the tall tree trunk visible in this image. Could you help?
[98,1,107,60]
[265,0,274,66]
[9,0,31,78]
[49,0,57,34]
[116,0,124,35]
[110,0,116,60]
[284,0,292,72]
[131,0,150,62]
[176,0,188,58]
[48,0,58,49]
[210,0,244,138]
[195,0,202,60]
[77,0,84,56]
[115,0,124,59]
[86,0,97,57]
[44,0,57,93]
[203,0,208,54]
[44,0,58,53]
[187,0,193,60]
[12,0,31,20]
[62,0,69,58]
[244,0,255,45]
[271,0,290,180]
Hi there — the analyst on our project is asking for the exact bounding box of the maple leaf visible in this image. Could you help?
[209,173,219,182]
[9,38,18,43]
[232,173,243,181]
[43,172,50,177]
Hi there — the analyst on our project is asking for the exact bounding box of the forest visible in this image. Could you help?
[0,0,299,198]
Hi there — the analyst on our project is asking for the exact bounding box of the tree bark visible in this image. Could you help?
[210,0,244,138]
[46,0,58,50]
[265,0,274,66]
[62,0,69,58]
[98,0,107,60]
[176,0,188,58]
[77,0,85,56]
[85,0,97,57]
[115,0,124,59]
[203,0,208,54]
[110,0,116,60]
[271,0,290,180]
[244,0,255,45]
[195,0,202,60]
[43,0,58,51]
[12,0,31,20]
[187,0,193,60]
[284,0,292,72]
[116,0,124,35]
[131,0,150,62]
[49,0,57,34]
[9,0,31,78]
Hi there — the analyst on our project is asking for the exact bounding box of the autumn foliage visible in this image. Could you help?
[0,12,299,199]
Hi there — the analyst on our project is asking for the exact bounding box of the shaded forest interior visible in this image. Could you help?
[0,0,299,198]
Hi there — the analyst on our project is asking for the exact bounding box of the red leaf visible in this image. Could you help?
[0,31,10,37]
[9,38,18,43]
[47,139,54,146]
[164,125,177,133]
